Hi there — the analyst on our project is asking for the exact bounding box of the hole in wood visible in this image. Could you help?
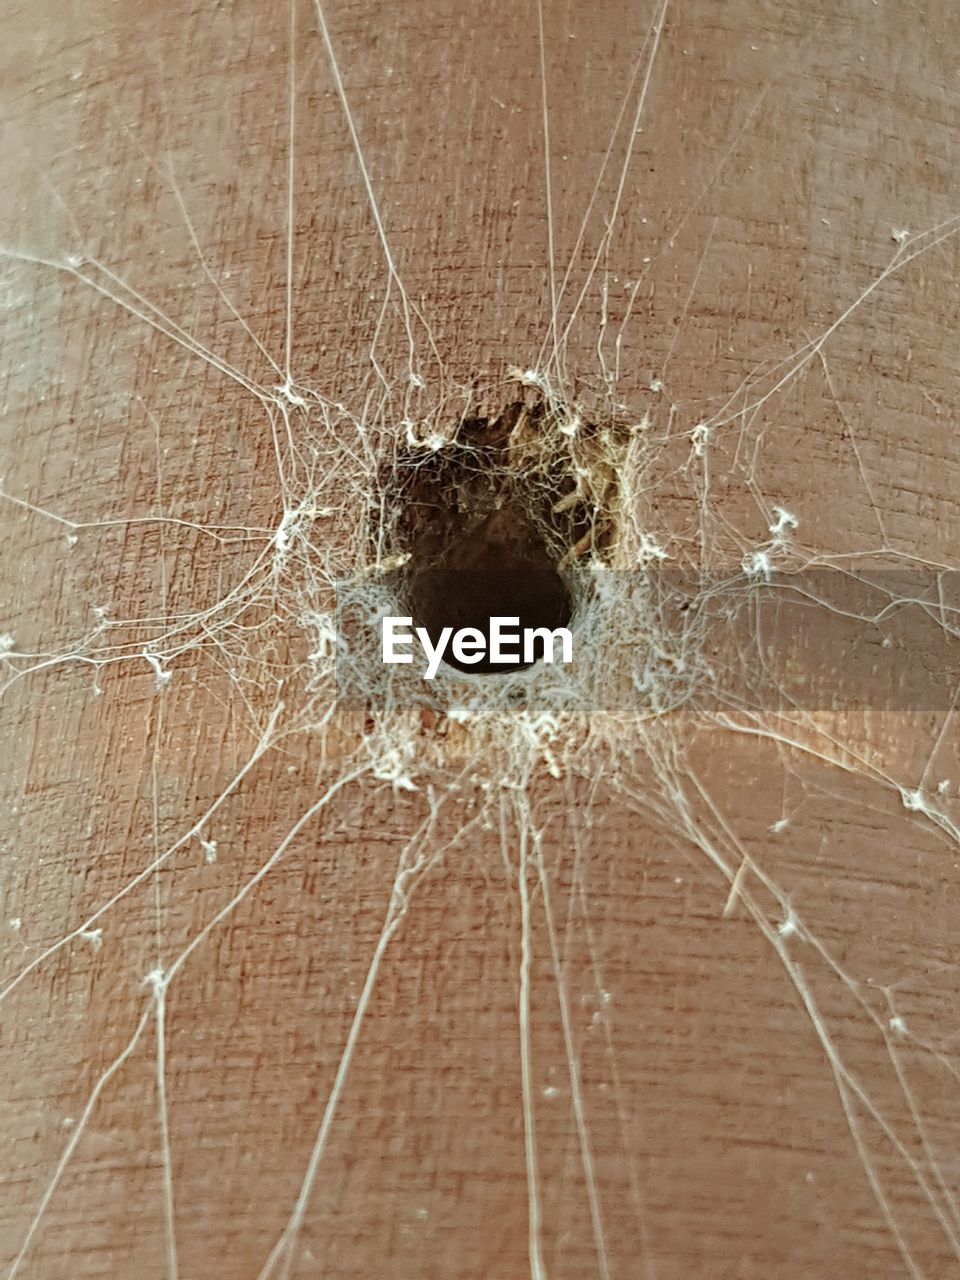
[391,402,584,675]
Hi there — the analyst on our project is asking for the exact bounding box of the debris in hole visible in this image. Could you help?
[384,399,619,674]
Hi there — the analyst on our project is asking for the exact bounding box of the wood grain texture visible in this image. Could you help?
[2,2,959,1278]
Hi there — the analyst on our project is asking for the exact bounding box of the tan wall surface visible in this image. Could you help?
[2,3,959,1278]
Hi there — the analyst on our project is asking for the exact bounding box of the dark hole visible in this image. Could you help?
[408,542,573,674]
[389,401,585,676]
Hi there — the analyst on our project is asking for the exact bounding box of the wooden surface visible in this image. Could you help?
[2,2,960,1278]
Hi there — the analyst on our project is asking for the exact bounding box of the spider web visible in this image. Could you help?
[1,1,959,1277]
